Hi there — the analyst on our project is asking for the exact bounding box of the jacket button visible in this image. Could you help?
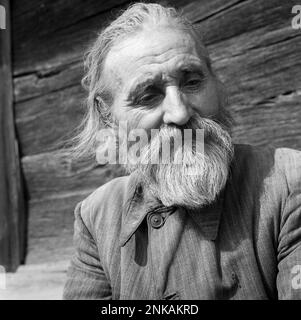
[149,213,164,229]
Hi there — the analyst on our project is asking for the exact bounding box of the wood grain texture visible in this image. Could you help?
[232,90,301,149]
[11,0,130,74]
[15,85,86,156]
[25,194,89,264]
[14,60,83,103]
[0,0,26,271]
[21,153,125,199]
[10,0,301,264]
[12,0,296,74]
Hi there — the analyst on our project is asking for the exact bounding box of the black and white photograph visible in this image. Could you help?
[0,0,301,303]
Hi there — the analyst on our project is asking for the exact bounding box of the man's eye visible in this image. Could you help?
[183,78,202,90]
[138,93,162,105]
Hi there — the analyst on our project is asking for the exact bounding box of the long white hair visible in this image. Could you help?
[68,3,213,160]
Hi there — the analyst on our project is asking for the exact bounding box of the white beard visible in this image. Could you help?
[124,112,234,209]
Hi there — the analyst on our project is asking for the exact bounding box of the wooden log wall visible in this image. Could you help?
[0,0,26,271]
[11,0,301,264]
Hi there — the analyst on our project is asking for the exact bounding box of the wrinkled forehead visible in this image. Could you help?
[102,26,208,91]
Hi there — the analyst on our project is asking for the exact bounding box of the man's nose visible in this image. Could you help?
[162,86,193,126]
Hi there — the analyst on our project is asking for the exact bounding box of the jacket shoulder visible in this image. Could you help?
[77,175,131,240]
[232,144,301,196]
[273,147,301,193]
[234,144,301,181]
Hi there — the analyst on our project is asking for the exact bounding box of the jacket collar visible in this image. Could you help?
[119,171,224,247]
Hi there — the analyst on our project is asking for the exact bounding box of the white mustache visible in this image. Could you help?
[145,114,232,156]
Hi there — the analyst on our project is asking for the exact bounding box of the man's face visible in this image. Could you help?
[100,25,233,209]
[103,26,221,130]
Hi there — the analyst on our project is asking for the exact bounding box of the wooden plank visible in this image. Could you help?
[15,85,86,156]
[12,0,129,44]
[0,0,26,272]
[13,60,83,103]
[181,0,243,23]
[209,27,301,106]
[11,0,295,75]
[193,0,296,45]
[25,192,92,264]
[21,153,125,200]
[12,0,131,75]
[231,90,301,149]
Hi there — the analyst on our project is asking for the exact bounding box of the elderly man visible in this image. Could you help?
[63,3,301,299]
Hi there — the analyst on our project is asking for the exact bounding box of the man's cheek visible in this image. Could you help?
[135,108,163,131]
[191,85,220,117]
[194,96,219,118]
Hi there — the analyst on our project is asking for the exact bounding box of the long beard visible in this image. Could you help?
[124,111,234,209]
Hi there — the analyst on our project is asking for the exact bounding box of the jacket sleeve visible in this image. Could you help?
[276,150,301,300]
[63,201,112,300]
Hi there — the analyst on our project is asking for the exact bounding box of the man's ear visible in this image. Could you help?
[95,95,102,112]
[94,95,113,128]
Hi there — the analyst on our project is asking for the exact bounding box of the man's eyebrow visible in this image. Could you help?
[126,61,205,101]
[127,77,159,101]
[177,61,205,73]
